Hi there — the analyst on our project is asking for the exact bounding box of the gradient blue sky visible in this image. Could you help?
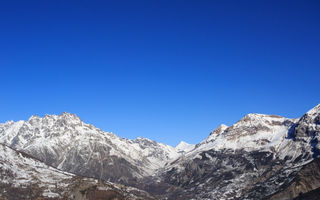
[0,0,319,146]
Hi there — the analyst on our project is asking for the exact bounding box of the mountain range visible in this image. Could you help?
[0,104,320,199]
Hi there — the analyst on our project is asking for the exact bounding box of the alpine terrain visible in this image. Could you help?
[0,143,155,200]
[0,104,320,199]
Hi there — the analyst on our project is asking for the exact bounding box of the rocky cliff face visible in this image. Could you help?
[268,157,320,200]
[0,144,155,200]
[292,104,320,158]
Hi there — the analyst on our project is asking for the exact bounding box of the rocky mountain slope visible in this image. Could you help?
[0,113,184,186]
[158,105,320,199]
[268,157,320,200]
[0,143,155,200]
[0,104,320,199]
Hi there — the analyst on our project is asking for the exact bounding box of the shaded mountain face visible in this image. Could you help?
[0,144,155,200]
[0,104,320,199]
[268,157,320,200]
[292,104,320,158]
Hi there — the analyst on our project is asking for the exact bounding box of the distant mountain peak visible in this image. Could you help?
[210,124,228,136]
[233,113,289,130]
[60,112,78,117]
[28,114,40,120]
[176,141,189,147]
[27,112,81,121]
[199,124,228,145]
[306,104,320,116]
[136,136,152,141]
[26,112,82,127]
[59,112,81,120]
[242,113,284,121]
[175,141,195,152]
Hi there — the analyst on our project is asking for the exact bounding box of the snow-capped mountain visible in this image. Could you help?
[188,114,299,159]
[1,104,320,200]
[160,105,320,199]
[0,143,155,200]
[175,141,195,153]
[0,113,182,186]
[202,124,228,144]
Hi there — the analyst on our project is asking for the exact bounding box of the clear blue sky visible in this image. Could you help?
[0,0,319,146]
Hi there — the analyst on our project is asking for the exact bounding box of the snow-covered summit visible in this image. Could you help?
[306,104,320,117]
[184,113,297,157]
[210,124,228,135]
[294,104,320,138]
[175,141,195,153]
[237,113,287,125]
[198,124,228,145]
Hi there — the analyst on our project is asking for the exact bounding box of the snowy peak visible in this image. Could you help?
[193,113,296,153]
[303,104,320,123]
[27,112,82,126]
[28,114,40,121]
[296,104,320,127]
[238,113,286,124]
[60,112,82,121]
[210,124,228,136]
[306,104,320,116]
[135,136,154,143]
[200,124,228,144]
[293,104,320,145]
[54,112,82,126]
[175,141,195,152]
[228,113,293,135]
